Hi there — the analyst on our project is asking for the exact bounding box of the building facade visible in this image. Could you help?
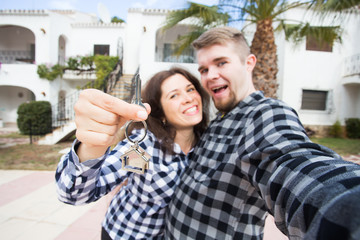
[0,6,359,134]
[275,7,360,130]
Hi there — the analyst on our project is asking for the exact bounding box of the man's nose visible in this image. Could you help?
[207,66,219,80]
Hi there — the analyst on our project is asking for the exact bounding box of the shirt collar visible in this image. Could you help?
[173,142,194,156]
[214,91,264,121]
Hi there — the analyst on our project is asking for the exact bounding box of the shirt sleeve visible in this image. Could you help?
[243,101,360,239]
[55,129,153,205]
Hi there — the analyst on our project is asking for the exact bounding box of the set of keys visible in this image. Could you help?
[121,73,151,174]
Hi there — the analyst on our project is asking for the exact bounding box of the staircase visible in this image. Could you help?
[37,121,76,145]
[109,73,135,103]
[37,61,136,145]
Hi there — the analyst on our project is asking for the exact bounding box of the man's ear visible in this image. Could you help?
[246,54,257,72]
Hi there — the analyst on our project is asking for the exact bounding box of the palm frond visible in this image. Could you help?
[162,2,229,32]
[161,2,229,56]
[282,22,342,47]
[309,0,360,12]
[173,27,206,55]
[270,1,307,19]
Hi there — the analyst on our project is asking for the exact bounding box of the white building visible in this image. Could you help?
[0,6,359,136]
[275,6,360,132]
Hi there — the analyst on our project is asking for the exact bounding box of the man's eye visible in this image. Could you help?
[200,69,208,74]
[218,61,226,67]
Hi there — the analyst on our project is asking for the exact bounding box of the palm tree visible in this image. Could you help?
[162,0,359,98]
[163,0,305,98]
[220,0,359,98]
[219,0,306,98]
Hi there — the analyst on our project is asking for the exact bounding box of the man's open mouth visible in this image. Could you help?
[212,85,228,93]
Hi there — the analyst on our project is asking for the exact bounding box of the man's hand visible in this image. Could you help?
[73,89,150,162]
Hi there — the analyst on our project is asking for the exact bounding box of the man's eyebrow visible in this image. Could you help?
[197,57,227,72]
[214,56,227,62]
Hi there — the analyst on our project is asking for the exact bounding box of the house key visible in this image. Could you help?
[121,73,151,174]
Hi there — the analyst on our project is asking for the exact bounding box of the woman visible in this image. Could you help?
[55,67,210,240]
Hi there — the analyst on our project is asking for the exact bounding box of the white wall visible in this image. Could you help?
[0,64,50,101]
[69,23,125,57]
[278,7,360,126]
[0,10,125,123]
[1,7,359,126]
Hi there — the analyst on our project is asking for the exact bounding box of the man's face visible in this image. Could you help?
[197,42,255,113]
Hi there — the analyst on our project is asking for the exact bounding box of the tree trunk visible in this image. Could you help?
[250,18,278,99]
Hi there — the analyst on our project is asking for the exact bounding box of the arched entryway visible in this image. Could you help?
[0,86,35,126]
[0,25,35,64]
[58,35,67,65]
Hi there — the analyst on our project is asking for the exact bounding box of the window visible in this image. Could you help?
[301,90,328,111]
[94,44,110,55]
[30,44,35,62]
[305,26,336,52]
[162,43,195,63]
[306,35,332,52]
[58,90,66,120]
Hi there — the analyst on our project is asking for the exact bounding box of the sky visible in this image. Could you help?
[1,0,219,22]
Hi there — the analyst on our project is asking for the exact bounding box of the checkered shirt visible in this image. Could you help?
[56,129,189,240]
[165,91,360,240]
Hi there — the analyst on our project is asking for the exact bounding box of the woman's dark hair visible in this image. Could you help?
[140,67,210,153]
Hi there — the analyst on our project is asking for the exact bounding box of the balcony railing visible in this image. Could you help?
[343,53,360,77]
[52,90,79,128]
[51,59,123,129]
[0,50,35,64]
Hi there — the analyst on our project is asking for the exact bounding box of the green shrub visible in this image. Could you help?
[37,55,119,89]
[37,64,64,81]
[329,120,342,138]
[17,101,52,135]
[345,118,360,139]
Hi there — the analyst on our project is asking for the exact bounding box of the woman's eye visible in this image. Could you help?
[170,94,177,99]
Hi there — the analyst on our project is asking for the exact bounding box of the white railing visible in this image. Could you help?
[0,50,34,64]
[343,53,360,77]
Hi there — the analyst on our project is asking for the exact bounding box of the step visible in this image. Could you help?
[37,121,76,145]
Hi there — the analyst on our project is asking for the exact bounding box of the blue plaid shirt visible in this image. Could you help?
[165,91,360,239]
[56,129,189,239]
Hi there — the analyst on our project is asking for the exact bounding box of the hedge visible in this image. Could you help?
[345,118,360,139]
[17,101,52,135]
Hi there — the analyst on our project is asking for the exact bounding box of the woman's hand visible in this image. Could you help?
[74,89,151,162]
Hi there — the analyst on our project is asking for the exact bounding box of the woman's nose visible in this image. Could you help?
[182,93,193,103]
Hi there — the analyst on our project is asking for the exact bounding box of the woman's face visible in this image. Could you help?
[160,73,203,130]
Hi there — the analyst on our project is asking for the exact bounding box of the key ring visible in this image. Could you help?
[125,120,148,144]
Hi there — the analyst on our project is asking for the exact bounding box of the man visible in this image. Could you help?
[164,27,360,239]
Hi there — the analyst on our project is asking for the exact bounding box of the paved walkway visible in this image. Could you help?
[0,126,358,239]
[1,163,360,240]
[0,170,112,240]
[0,169,289,240]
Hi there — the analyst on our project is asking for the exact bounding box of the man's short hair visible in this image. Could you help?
[192,26,250,63]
